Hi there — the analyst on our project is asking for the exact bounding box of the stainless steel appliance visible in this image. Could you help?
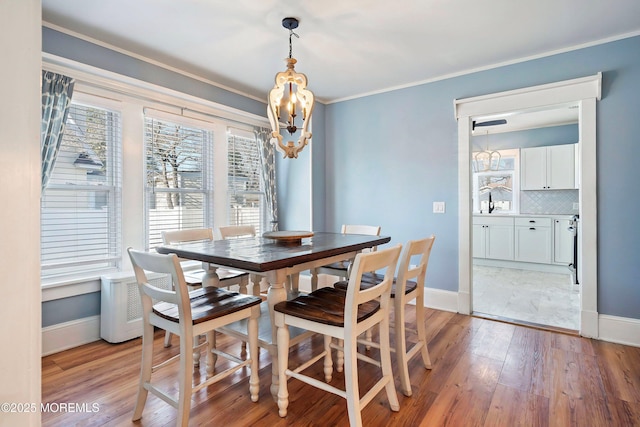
[568,215,579,284]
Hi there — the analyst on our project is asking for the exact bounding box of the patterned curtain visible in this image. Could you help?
[256,127,278,231]
[41,71,75,191]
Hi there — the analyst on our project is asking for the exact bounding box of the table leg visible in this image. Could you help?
[266,269,288,400]
[201,262,221,288]
[198,263,221,366]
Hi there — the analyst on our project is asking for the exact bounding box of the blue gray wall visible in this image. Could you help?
[323,36,640,320]
[43,27,265,117]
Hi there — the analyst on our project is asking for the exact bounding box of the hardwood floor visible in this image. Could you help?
[42,307,640,426]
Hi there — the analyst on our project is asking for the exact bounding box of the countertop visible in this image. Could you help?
[473,213,576,218]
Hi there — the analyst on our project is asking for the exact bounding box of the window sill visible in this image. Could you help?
[42,268,118,302]
[40,262,202,302]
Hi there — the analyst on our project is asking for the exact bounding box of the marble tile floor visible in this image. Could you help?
[472,264,580,331]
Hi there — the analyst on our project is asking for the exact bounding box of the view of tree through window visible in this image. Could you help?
[41,101,121,278]
[227,133,264,235]
[144,116,212,249]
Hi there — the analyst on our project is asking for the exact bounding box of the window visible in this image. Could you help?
[41,97,122,279]
[144,112,214,249]
[227,129,266,235]
[472,149,519,214]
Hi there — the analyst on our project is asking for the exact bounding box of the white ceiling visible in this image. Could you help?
[42,0,640,104]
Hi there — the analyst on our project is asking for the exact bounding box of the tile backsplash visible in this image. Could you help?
[520,190,579,214]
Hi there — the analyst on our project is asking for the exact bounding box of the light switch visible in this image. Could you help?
[433,201,445,213]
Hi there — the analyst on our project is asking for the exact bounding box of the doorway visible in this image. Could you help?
[469,108,580,331]
[454,74,601,338]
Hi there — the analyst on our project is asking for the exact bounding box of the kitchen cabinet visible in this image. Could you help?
[521,144,576,190]
[515,217,552,263]
[554,218,574,264]
[473,216,514,260]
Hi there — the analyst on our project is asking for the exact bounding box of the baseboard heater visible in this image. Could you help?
[100,271,172,343]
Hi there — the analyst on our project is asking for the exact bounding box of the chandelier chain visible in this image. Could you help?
[288,29,299,59]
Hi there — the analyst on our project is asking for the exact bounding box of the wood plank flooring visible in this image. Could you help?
[41,308,640,426]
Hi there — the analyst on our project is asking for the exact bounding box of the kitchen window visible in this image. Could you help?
[472,149,519,214]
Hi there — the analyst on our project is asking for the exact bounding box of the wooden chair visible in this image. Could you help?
[311,224,381,291]
[161,228,251,348]
[218,225,261,295]
[334,235,436,396]
[127,248,261,427]
[274,244,402,427]
[219,224,257,240]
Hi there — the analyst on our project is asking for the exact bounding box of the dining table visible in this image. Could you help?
[156,231,391,399]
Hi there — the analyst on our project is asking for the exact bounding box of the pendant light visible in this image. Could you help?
[267,17,315,159]
[473,131,501,172]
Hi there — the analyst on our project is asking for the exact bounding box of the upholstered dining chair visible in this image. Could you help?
[334,235,436,396]
[274,244,402,427]
[128,248,261,427]
[161,228,251,348]
[310,224,381,291]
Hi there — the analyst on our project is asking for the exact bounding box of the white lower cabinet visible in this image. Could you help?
[515,217,552,264]
[473,216,514,260]
[474,215,573,266]
[554,218,574,265]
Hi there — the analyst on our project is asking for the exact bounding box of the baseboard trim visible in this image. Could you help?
[423,287,459,313]
[42,315,101,356]
[598,314,640,347]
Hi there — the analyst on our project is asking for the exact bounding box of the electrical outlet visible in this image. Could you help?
[433,202,445,213]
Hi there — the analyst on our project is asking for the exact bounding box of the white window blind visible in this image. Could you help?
[227,130,266,235]
[41,101,122,278]
[144,112,214,249]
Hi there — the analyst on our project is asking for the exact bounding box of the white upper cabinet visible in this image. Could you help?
[521,144,577,190]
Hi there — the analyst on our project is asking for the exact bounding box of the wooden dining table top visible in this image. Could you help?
[156,231,391,272]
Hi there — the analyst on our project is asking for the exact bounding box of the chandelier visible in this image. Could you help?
[267,17,315,159]
[473,131,501,172]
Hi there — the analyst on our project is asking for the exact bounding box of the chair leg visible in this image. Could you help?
[132,321,154,421]
[415,297,432,369]
[288,273,299,294]
[343,333,363,427]
[205,330,215,378]
[336,339,344,372]
[323,335,333,382]
[192,333,202,367]
[239,275,248,295]
[379,315,400,412]
[364,328,373,351]
[248,312,260,402]
[177,333,194,427]
[276,319,290,417]
[310,268,319,292]
[164,330,172,348]
[394,299,412,397]
[250,274,261,296]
